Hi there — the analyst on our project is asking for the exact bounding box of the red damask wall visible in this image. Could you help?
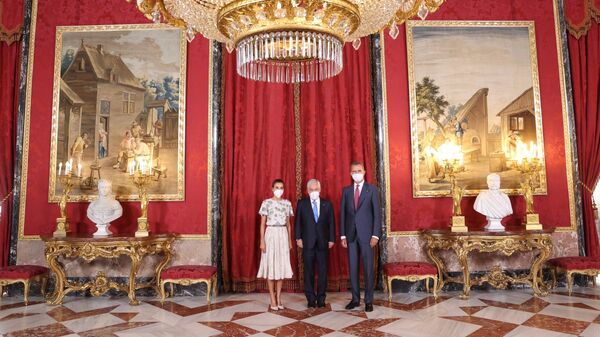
[19,0,575,239]
[20,0,210,237]
[385,0,576,232]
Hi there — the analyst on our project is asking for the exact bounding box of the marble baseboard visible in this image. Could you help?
[385,231,579,272]
[16,231,578,277]
[16,239,211,277]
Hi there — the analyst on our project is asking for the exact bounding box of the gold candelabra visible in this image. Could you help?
[513,141,543,230]
[55,159,82,237]
[435,142,468,233]
[514,157,543,230]
[129,159,154,237]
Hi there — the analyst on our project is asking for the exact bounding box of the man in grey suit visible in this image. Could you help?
[340,161,381,312]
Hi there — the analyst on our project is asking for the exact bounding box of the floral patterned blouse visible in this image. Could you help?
[259,198,294,226]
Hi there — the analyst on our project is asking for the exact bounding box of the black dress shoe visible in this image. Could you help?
[317,301,326,308]
[345,301,360,310]
[365,303,373,312]
[307,301,317,308]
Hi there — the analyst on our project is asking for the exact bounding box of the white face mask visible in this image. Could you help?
[273,189,284,198]
[309,191,320,200]
[351,173,364,183]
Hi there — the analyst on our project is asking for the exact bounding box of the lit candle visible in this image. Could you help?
[129,160,135,175]
[149,158,153,175]
[529,142,537,159]
[58,162,62,176]
[77,163,82,177]
[140,160,146,175]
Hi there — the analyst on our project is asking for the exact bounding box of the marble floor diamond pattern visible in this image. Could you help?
[0,287,599,336]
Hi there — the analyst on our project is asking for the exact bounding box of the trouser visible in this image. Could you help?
[347,239,374,304]
[303,247,328,303]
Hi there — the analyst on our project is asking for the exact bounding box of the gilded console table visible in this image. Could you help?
[422,229,553,299]
[41,234,175,305]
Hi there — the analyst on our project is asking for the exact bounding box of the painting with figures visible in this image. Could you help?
[406,21,547,197]
[48,24,186,201]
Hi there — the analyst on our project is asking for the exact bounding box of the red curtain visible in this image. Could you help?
[221,50,299,292]
[566,2,600,257]
[221,37,375,291]
[299,38,375,289]
[0,0,24,267]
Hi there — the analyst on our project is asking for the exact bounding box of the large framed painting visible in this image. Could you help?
[48,24,186,201]
[407,21,547,197]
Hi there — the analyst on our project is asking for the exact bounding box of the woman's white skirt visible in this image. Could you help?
[257,226,293,280]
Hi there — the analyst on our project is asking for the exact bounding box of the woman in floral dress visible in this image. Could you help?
[257,179,294,310]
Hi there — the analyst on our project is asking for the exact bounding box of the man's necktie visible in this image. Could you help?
[312,200,318,222]
[354,185,360,210]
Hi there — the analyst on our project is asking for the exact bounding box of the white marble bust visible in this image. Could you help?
[87,179,122,237]
[474,173,513,231]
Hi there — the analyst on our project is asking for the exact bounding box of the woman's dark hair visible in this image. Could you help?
[272,178,285,188]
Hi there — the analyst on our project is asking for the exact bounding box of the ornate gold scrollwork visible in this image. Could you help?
[423,230,553,299]
[42,234,174,305]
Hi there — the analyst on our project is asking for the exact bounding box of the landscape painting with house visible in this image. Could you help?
[407,22,547,197]
[49,25,186,201]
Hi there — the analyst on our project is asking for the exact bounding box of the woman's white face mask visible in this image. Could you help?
[273,189,284,198]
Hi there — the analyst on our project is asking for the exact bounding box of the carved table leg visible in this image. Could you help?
[153,248,173,296]
[128,255,142,305]
[212,275,218,298]
[457,248,471,299]
[23,281,30,305]
[425,244,446,292]
[46,253,67,305]
[159,280,167,302]
[531,241,552,297]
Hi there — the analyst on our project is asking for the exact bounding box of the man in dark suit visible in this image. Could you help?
[340,161,381,312]
[295,179,335,308]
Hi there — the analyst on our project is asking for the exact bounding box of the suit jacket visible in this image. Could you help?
[295,198,336,250]
[340,182,382,243]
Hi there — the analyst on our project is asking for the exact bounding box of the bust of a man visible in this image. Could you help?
[87,179,122,236]
[474,173,513,231]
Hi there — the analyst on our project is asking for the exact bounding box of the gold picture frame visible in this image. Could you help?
[48,24,187,202]
[406,20,547,198]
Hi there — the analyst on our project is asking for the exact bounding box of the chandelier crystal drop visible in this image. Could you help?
[128,0,446,83]
[237,31,343,83]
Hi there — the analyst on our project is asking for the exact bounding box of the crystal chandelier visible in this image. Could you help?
[129,0,445,83]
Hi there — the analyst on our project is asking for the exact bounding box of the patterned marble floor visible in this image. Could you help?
[1,286,600,337]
